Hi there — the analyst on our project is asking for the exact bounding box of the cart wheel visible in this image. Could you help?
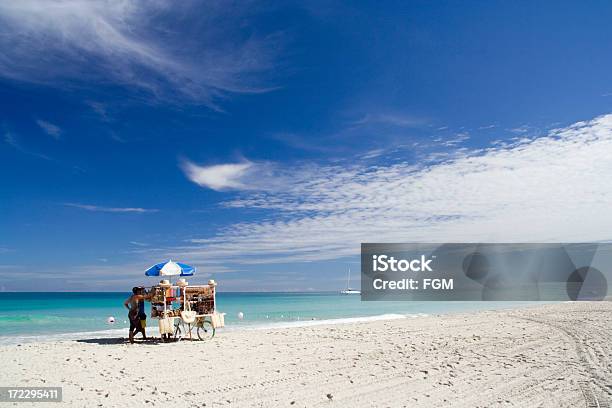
[197,321,215,340]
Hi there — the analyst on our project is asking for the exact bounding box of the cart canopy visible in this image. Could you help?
[145,260,195,276]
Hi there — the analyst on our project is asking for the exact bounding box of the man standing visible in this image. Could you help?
[124,286,148,344]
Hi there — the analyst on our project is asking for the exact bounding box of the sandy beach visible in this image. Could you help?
[1,302,611,407]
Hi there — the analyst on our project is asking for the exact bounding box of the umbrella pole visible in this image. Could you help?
[185,289,192,340]
[163,288,167,341]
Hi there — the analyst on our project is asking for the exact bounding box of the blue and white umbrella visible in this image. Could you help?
[145,260,195,277]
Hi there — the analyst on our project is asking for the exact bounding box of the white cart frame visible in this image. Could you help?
[147,282,223,341]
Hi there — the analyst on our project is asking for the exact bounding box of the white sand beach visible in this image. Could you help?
[1,302,611,407]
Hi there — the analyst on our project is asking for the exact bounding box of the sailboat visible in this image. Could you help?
[340,266,361,295]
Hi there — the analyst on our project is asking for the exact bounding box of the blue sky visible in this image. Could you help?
[2,0,612,291]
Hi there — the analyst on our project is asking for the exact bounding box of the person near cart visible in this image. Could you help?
[124,286,149,343]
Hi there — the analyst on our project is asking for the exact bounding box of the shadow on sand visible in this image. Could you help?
[76,337,165,345]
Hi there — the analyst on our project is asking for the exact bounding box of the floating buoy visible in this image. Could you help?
[237,312,244,320]
[107,316,115,324]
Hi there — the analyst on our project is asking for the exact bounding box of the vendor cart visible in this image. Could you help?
[143,260,224,342]
[148,279,225,342]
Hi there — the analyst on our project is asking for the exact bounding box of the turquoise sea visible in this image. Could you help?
[0,292,535,344]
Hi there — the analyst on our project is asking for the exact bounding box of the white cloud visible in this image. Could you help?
[36,119,62,139]
[181,161,255,191]
[175,114,612,266]
[64,203,158,213]
[0,0,280,106]
[181,159,304,192]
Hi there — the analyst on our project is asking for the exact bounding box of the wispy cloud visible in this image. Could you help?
[268,132,340,153]
[175,114,612,266]
[439,131,470,147]
[0,260,234,291]
[36,119,62,139]
[4,131,52,160]
[64,203,158,213]
[108,131,126,143]
[129,241,149,247]
[0,0,281,107]
[508,124,532,134]
[86,101,111,122]
[267,110,430,156]
[351,112,425,128]
[360,148,386,159]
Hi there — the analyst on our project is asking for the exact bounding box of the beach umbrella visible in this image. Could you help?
[145,260,195,276]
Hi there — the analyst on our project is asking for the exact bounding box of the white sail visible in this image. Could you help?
[340,266,360,295]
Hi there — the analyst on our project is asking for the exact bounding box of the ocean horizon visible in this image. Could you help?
[0,291,538,344]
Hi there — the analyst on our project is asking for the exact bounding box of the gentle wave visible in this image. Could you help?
[0,314,85,324]
[234,313,426,331]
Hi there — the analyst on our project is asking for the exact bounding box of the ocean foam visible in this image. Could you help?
[228,313,425,331]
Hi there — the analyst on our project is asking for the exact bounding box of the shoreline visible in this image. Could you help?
[0,312,418,346]
[3,302,609,407]
[0,301,547,346]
